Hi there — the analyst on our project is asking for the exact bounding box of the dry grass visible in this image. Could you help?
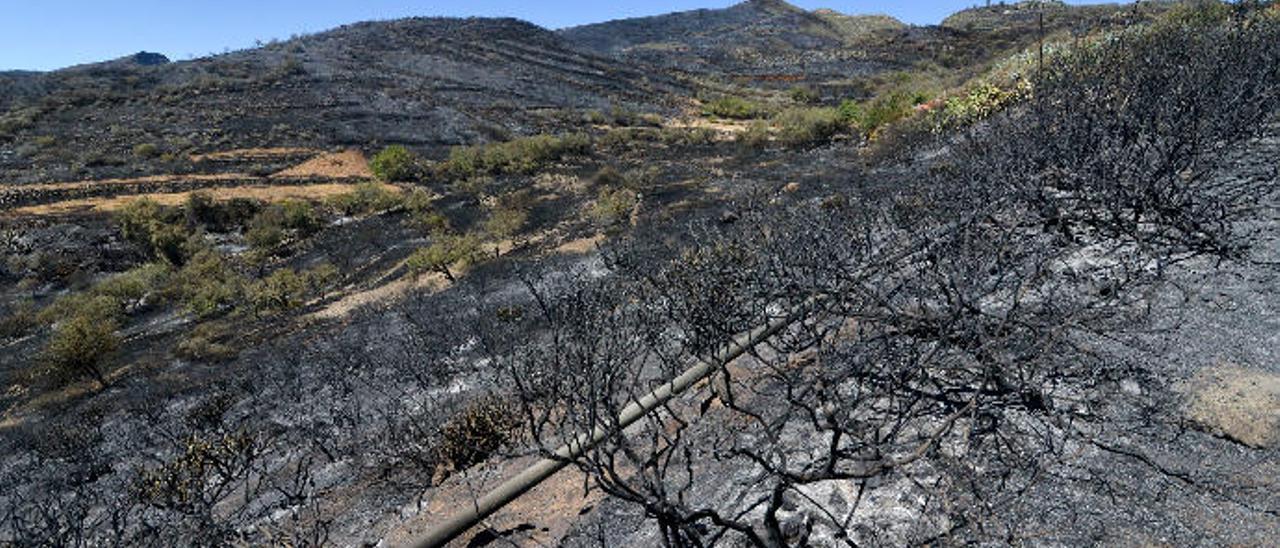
[0,173,251,194]
[4,182,401,217]
[553,234,604,255]
[188,147,315,162]
[309,271,450,321]
[272,149,373,179]
[667,116,749,138]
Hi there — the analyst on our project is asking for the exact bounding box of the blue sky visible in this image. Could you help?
[1,1,1108,71]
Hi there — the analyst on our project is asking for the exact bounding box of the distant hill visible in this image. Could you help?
[559,0,906,83]
[558,0,1174,91]
[0,17,684,184]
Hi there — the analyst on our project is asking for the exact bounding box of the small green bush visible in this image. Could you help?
[117,198,166,247]
[117,198,194,265]
[0,301,37,340]
[438,134,591,181]
[403,188,436,214]
[736,121,772,151]
[248,268,309,315]
[659,127,716,147]
[703,96,762,119]
[858,90,929,137]
[836,99,862,125]
[326,182,403,216]
[42,310,119,387]
[591,188,638,228]
[483,206,528,241]
[38,264,170,329]
[183,191,219,227]
[774,107,844,147]
[133,143,161,159]
[405,233,483,282]
[173,322,238,362]
[172,250,241,318]
[370,145,421,182]
[94,263,170,311]
[789,86,820,104]
[247,199,321,250]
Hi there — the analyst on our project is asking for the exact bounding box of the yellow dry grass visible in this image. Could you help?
[309,271,450,321]
[553,234,604,254]
[667,116,750,137]
[4,182,400,217]
[188,147,315,162]
[272,149,373,179]
[0,173,251,194]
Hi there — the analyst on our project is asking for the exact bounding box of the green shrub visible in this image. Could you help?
[483,206,528,241]
[247,199,321,249]
[133,143,161,159]
[41,311,119,387]
[172,250,241,318]
[410,210,451,235]
[703,96,762,119]
[844,90,930,137]
[0,301,37,340]
[452,176,492,200]
[245,222,284,250]
[405,233,483,282]
[369,145,421,182]
[403,188,436,214]
[248,268,308,315]
[836,99,862,125]
[183,191,219,227]
[591,188,638,228]
[774,107,844,147]
[173,322,238,362]
[326,182,403,216]
[93,263,170,311]
[937,82,1028,129]
[117,198,193,265]
[438,134,591,181]
[736,121,772,151]
[789,85,820,104]
[659,127,717,147]
[38,264,170,329]
[280,200,320,231]
[117,198,166,247]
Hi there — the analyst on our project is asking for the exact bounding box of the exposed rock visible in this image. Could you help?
[1183,364,1280,448]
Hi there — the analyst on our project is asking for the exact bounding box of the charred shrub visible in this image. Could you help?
[436,396,520,473]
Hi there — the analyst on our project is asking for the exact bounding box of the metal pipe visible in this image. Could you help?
[408,300,816,548]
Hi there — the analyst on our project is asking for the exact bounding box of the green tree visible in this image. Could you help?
[43,311,119,387]
[405,233,482,282]
[369,145,420,182]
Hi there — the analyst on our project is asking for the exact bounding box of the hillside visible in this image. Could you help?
[559,0,906,85]
[559,0,1175,94]
[0,2,1278,547]
[0,17,685,185]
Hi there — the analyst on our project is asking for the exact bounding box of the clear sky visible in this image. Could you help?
[1,1,1112,71]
